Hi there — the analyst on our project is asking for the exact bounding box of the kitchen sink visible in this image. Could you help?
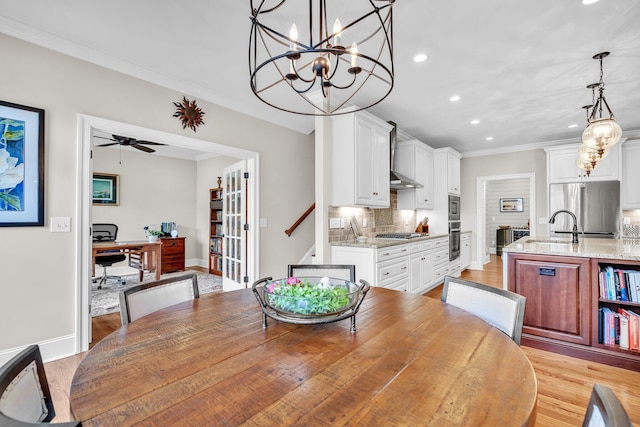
[524,239,572,245]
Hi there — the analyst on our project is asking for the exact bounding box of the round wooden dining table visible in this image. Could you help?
[70,287,537,426]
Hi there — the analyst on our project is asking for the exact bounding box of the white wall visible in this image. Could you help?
[485,178,530,253]
[0,33,314,359]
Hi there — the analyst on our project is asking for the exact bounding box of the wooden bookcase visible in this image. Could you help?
[592,258,640,361]
[209,188,223,276]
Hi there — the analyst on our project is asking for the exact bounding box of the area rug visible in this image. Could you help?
[91,270,223,317]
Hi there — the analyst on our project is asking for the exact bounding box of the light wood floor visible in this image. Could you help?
[44,260,640,425]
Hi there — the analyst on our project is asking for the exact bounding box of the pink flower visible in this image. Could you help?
[266,283,276,293]
[286,277,301,286]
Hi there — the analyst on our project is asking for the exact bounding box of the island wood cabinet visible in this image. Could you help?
[507,253,591,345]
[395,140,434,210]
[331,111,392,208]
[160,237,186,274]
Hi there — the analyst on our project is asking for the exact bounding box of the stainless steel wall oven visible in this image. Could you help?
[449,221,461,261]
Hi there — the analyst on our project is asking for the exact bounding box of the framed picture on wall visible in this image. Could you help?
[92,173,120,206]
[500,198,523,212]
[0,100,45,227]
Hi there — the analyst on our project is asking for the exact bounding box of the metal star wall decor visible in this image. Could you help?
[173,96,205,132]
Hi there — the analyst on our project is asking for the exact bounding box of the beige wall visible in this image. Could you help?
[460,149,547,266]
[0,33,314,357]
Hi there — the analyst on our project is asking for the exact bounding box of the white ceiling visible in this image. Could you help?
[1,0,639,157]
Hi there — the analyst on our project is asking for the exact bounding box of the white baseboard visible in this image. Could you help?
[0,334,77,365]
[186,258,207,268]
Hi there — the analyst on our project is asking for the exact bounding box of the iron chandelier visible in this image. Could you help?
[249,0,395,115]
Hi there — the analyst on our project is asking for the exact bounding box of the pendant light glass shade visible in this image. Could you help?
[579,143,607,167]
[576,156,594,176]
[581,117,622,154]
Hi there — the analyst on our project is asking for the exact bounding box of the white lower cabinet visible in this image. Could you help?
[461,232,471,270]
[332,236,449,294]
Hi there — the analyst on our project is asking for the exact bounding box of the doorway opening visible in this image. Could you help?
[75,115,260,352]
[475,173,536,267]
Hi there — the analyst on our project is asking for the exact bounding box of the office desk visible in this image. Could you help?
[92,240,162,281]
[70,288,537,426]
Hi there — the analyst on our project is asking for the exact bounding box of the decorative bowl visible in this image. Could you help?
[263,277,363,319]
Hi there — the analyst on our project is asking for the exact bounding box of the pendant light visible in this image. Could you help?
[581,52,622,156]
[249,0,395,115]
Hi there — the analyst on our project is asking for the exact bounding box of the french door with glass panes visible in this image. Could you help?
[222,160,247,291]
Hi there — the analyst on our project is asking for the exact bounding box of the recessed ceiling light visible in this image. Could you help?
[449,95,461,102]
[582,0,600,4]
[568,124,579,128]
[485,137,494,141]
[470,119,480,125]
[413,53,428,63]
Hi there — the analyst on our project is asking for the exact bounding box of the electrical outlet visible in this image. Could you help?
[362,218,368,227]
[260,218,268,227]
[329,218,341,229]
[624,217,631,225]
[51,217,71,232]
[340,218,345,228]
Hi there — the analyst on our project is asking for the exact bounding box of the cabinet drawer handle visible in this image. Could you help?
[382,252,390,256]
[383,272,390,276]
[539,267,556,277]
[401,266,407,270]
[170,242,176,246]
[401,249,407,252]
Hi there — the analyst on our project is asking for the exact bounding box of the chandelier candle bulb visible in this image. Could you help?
[351,42,358,68]
[289,23,298,51]
[333,19,342,47]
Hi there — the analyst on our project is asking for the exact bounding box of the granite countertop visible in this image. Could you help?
[331,233,450,249]
[503,236,640,261]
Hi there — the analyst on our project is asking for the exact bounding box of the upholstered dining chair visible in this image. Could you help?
[441,276,526,345]
[92,223,127,289]
[119,273,199,325]
[287,264,356,281]
[582,384,632,427]
[0,345,81,426]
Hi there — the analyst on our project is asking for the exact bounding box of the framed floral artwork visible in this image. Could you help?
[92,173,120,206]
[0,100,45,226]
[500,198,524,212]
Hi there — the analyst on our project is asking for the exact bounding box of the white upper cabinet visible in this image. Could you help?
[433,147,461,196]
[395,140,434,209]
[545,143,621,183]
[331,111,392,208]
[622,140,640,209]
[447,150,461,195]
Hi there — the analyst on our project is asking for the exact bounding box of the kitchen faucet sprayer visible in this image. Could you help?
[549,210,579,244]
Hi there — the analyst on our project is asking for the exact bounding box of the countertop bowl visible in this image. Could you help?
[263,277,363,319]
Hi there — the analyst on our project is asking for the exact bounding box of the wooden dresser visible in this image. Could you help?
[160,237,186,274]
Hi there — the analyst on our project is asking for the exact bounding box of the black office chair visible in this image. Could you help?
[92,223,126,289]
[0,345,81,426]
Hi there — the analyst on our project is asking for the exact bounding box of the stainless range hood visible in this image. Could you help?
[389,121,423,190]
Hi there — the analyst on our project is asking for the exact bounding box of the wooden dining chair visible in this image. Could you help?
[119,273,199,325]
[441,276,526,345]
[582,384,632,427]
[0,345,81,426]
[287,264,356,281]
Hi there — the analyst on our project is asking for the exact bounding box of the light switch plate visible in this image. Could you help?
[51,217,71,232]
[329,218,341,229]
[259,218,268,228]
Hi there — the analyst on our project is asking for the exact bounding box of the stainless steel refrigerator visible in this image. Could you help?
[549,181,620,238]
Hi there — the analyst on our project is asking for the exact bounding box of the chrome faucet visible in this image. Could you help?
[548,210,579,243]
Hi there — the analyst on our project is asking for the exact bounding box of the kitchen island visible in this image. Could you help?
[503,236,640,371]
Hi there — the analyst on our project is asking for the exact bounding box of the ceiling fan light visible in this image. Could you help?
[581,118,622,153]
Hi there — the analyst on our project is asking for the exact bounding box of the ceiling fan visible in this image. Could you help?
[94,134,166,153]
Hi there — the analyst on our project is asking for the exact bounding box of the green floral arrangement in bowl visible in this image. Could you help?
[264,276,358,318]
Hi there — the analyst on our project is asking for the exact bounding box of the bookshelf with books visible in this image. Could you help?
[209,187,223,276]
[594,260,640,357]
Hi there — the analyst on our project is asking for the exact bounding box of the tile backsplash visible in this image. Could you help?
[328,190,417,243]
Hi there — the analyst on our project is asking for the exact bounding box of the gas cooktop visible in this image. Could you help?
[376,232,425,240]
